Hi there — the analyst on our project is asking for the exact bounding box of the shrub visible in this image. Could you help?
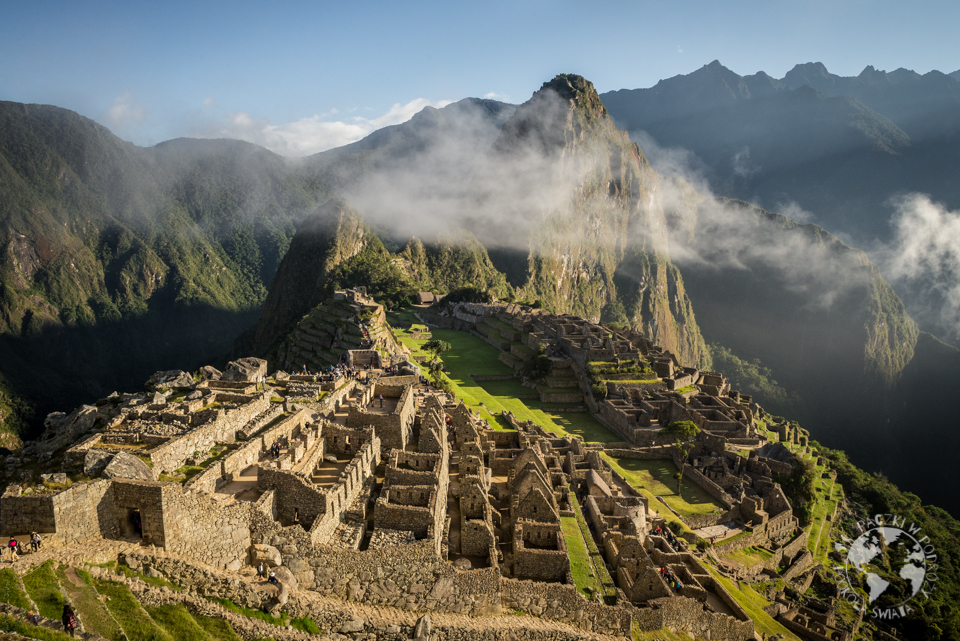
[590,383,607,400]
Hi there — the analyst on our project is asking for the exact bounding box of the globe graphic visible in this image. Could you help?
[845,526,927,607]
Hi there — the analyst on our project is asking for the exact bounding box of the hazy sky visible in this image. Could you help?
[3,0,958,155]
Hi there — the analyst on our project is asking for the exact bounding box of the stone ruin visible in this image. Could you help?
[0,299,845,641]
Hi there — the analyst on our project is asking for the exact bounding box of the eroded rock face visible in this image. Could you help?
[145,369,195,390]
[101,451,154,481]
[221,358,267,382]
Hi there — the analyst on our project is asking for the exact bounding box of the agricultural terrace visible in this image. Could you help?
[388,309,619,443]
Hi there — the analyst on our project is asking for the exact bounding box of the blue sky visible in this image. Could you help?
[2,0,958,155]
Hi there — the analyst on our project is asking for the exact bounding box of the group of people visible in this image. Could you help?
[268,439,286,458]
[651,524,682,552]
[658,566,684,592]
[255,562,281,585]
[6,532,42,559]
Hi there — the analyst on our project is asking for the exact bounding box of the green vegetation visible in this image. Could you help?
[194,615,243,641]
[56,566,124,641]
[0,568,32,610]
[0,613,77,641]
[290,616,321,634]
[600,454,723,524]
[564,492,616,601]
[703,563,801,640]
[774,457,817,525]
[148,604,212,641]
[820,445,960,640]
[724,547,774,568]
[22,561,66,620]
[210,598,287,627]
[94,577,173,641]
[708,344,801,415]
[389,314,618,442]
[657,420,700,494]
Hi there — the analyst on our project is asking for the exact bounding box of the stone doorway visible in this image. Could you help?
[121,508,143,539]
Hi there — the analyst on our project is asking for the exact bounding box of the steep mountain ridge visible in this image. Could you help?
[479,74,709,366]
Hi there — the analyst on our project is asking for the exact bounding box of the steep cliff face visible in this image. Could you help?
[398,232,512,298]
[481,75,708,366]
[252,198,373,354]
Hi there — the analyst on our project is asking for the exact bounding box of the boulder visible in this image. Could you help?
[414,614,432,640]
[101,451,154,481]
[222,357,267,382]
[199,365,222,381]
[39,473,67,485]
[42,405,99,441]
[185,391,203,401]
[84,450,115,477]
[145,370,195,390]
[340,617,365,633]
[250,544,282,567]
[272,565,298,590]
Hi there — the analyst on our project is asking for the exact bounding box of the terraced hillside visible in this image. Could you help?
[275,294,402,372]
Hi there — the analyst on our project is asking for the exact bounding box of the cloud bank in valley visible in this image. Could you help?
[189,97,453,156]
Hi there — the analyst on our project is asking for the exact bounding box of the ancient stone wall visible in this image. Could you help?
[641,595,755,641]
[681,464,736,508]
[54,479,117,544]
[347,384,414,450]
[500,579,631,637]
[0,488,55,535]
[163,487,252,570]
[257,466,327,528]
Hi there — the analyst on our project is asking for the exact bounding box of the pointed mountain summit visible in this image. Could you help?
[479,74,708,365]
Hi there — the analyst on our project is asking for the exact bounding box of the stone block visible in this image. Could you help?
[251,544,282,567]
[272,565,298,590]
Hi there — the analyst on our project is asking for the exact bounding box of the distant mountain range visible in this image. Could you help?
[601,60,960,244]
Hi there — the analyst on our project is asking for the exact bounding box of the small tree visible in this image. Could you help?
[423,339,452,386]
[658,420,701,495]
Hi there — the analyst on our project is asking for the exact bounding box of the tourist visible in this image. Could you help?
[7,537,19,559]
[30,532,41,552]
[27,610,39,626]
[268,572,279,585]
[62,604,78,637]
[379,394,384,408]
[257,562,265,581]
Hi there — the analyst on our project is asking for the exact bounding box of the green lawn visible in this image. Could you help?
[22,561,66,620]
[569,492,616,599]
[703,563,801,640]
[600,454,724,522]
[725,547,773,569]
[57,567,124,641]
[0,613,77,641]
[389,313,619,443]
[148,604,211,641]
[94,578,173,641]
[561,514,597,598]
[0,568,32,610]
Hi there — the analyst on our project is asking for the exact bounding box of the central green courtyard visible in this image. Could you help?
[387,310,619,443]
[600,453,724,524]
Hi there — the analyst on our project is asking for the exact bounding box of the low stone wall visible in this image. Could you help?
[638,595,755,641]
[602,447,673,460]
[257,466,327,528]
[0,488,56,535]
[500,578,630,637]
[681,464,736,509]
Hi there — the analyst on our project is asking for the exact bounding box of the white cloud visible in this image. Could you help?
[483,92,509,101]
[107,91,147,129]
[189,98,452,157]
